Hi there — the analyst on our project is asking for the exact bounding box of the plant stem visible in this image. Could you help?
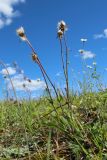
[0,60,18,102]
[36,59,59,116]
[59,38,66,79]
[63,35,70,108]
[26,38,65,114]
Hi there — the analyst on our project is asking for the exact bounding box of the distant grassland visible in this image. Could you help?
[0,91,107,160]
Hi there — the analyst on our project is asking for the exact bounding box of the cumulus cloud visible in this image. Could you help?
[0,65,46,92]
[82,51,95,59]
[0,66,16,75]
[94,28,107,39]
[0,0,25,29]
[7,74,46,91]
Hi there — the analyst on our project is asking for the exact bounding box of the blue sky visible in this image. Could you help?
[0,0,107,98]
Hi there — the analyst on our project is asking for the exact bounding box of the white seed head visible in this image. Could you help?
[17,26,24,34]
[57,20,68,32]
[80,38,87,42]
[93,62,97,65]
[58,20,66,27]
[57,29,63,39]
[16,26,26,41]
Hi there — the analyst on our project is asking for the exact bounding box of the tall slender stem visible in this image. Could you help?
[26,39,57,94]
[37,58,59,99]
[26,39,57,96]
[59,39,66,79]
[36,59,59,116]
[63,35,69,105]
[59,35,70,109]
[36,58,65,114]
[26,38,65,113]
[0,60,18,102]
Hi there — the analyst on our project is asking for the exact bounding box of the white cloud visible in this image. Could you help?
[94,34,104,39]
[104,29,107,37]
[0,66,16,75]
[0,66,46,92]
[82,51,95,59]
[7,74,46,91]
[0,0,25,29]
[94,28,107,39]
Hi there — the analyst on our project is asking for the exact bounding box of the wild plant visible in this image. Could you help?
[16,24,71,116]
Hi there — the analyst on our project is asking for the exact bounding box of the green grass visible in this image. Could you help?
[0,92,107,160]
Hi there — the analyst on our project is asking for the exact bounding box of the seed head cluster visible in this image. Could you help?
[32,53,38,61]
[16,27,26,41]
[57,20,68,39]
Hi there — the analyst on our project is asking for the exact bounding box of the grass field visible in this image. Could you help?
[0,91,107,160]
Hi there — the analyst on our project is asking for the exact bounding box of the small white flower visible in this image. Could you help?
[86,65,93,69]
[93,62,97,65]
[78,49,84,54]
[16,26,26,41]
[80,38,87,42]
